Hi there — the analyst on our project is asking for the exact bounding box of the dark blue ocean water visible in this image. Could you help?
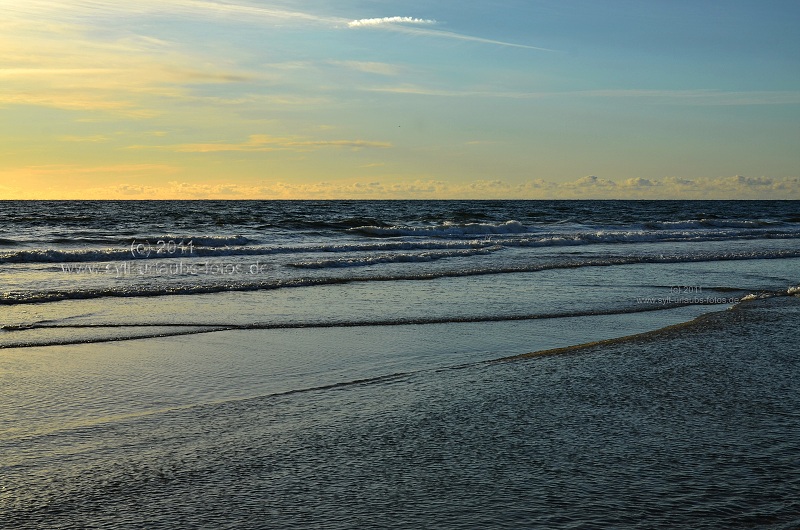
[1,200,799,528]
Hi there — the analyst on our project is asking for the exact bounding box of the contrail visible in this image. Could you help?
[346,14,555,51]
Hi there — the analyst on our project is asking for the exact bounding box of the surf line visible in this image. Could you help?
[0,302,733,350]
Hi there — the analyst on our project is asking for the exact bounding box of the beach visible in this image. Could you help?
[2,296,799,529]
[1,200,799,528]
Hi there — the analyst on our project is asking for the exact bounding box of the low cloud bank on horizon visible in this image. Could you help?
[2,172,798,200]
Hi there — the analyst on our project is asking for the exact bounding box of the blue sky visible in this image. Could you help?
[1,0,799,198]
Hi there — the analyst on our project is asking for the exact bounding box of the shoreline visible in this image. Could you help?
[497,294,799,362]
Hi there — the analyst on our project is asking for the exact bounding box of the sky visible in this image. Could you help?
[1,0,799,199]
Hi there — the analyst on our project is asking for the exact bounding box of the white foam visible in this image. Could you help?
[289,247,500,269]
[351,220,528,237]
[4,224,800,265]
[150,235,252,247]
[4,248,800,305]
[652,219,773,230]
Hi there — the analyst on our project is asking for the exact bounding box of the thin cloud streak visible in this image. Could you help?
[128,134,392,153]
[366,85,800,105]
[388,25,558,51]
[577,89,800,106]
[348,17,437,28]
[164,0,345,25]
[8,0,346,27]
[346,15,553,51]
[330,61,401,76]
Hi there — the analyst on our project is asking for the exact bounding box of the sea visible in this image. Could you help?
[1,200,799,529]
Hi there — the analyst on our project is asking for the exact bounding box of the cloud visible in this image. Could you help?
[2,3,552,120]
[449,175,800,199]
[568,175,617,188]
[468,180,512,191]
[0,19,258,116]
[0,90,148,116]
[58,135,111,143]
[574,89,800,106]
[623,178,655,187]
[185,93,331,107]
[347,15,553,50]
[728,175,775,187]
[15,0,550,54]
[366,85,490,97]
[394,26,557,51]
[128,134,392,153]
[546,175,800,199]
[84,181,258,199]
[348,17,437,28]
[331,61,401,76]
[111,184,159,195]
[365,85,800,105]
[9,0,344,28]
[142,180,441,199]
[5,172,798,200]
[662,176,696,187]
